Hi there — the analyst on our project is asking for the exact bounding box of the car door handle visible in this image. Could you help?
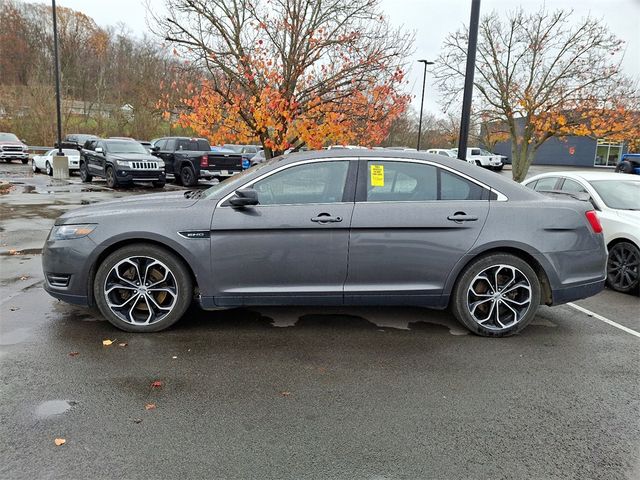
[447,213,478,222]
[311,214,342,223]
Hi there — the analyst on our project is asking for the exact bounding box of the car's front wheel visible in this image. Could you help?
[451,253,541,337]
[93,244,193,332]
[45,161,53,176]
[607,241,639,294]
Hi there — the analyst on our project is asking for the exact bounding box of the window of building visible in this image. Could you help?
[595,140,624,167]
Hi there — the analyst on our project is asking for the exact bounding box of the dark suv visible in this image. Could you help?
[152,137,243,186]
[79,139,166,189]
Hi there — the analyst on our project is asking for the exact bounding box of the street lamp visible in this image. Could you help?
[51,0,63,155]
[416,59,435,151]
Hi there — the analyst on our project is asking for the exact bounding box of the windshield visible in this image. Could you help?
[105,141,148,154]
[590,180,640,210]
[480,149,493,155]
[203,156,281,198]
[0,133,20,142]
[47,149,79,156]
[223,144,243,153]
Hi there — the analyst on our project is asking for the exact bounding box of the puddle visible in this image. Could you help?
[35,400,76,418]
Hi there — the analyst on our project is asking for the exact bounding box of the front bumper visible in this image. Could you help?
[0,151,28,160]
[115,169,166,182]
[42,235,96,306]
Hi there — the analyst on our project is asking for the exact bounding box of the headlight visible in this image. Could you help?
[51,224,96,240]
[115,159,131,166]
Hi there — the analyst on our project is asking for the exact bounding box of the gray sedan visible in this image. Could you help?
[42,150,607,336]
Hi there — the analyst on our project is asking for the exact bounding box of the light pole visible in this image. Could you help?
[457,0,481,161]
[416,59,435,151]
[52,0,63,155]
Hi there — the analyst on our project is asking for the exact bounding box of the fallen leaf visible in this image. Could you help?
[144,403,156,410]
[171,356,177,359]
[19,275,29,281]
[150,381,163,388]
[68,351,79,357]
[280,391,292,397]
[118,342,128,347]
[8,249,19,255]
[102,339,114,346]
[133,418,143,424]
[54,438,66,446]
[9,306,19,312]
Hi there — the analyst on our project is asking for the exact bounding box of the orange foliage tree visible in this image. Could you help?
[153,0,413,157]
[436,7,640,181]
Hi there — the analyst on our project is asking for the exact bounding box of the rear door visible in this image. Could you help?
[209,159,357,305]
[344,158,491,306]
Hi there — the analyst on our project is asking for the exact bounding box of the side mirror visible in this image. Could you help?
[151,146,160,153]
[95,147,104,154]
[21,139,27,144]
[229,188,259,207]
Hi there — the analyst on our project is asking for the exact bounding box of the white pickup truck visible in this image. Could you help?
[452,147,504,171]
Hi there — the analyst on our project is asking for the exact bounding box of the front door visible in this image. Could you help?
[210,159,357,306]
[345,159,490,306]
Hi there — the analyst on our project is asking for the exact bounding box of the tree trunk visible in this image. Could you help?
[511,140,536,183]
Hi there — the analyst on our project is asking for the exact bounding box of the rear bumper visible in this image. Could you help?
[199,169,242,179]
[550,278,606,305]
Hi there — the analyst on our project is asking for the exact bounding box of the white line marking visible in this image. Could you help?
[567,302,640,339]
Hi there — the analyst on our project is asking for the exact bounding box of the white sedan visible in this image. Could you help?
[523,171,640,294]
[32,149,80,176]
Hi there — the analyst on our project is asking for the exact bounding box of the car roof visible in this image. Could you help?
[525,170,640,183]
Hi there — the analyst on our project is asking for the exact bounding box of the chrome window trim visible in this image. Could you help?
[216,157,357,208]
[359,157,509,202]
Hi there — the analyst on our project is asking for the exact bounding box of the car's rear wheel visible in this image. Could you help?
[94,244,193,332]
[152,179,166,188]
[451,253,541,337]
[105,166,118,188]
[21,158,28,164]
[32,159,39,173]
[45,161,53,176]
[607,241,639,294]
[180,166,196,187]
[615,161,633,174]
[79,161,92,182]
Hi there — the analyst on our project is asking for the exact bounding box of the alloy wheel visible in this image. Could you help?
[103,256,179,326]
[46,161,52,176]
[607,243,639,292]
[466,264,532,331]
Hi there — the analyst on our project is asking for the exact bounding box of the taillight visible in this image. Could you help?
[200,155,208,167]
[585,210,602,233]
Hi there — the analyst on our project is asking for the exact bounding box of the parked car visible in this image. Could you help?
[43,149,606,335]
[58,133,99,150]
[222,144,263,168]
[153,137,243,186]
[451,147,504,170]
[138,141,153,153]
[79,139,166,189]
[523,171,640,294]
[250,150,266,166]
[0,132,29,163]
[615,153,640,175]
[426,148,457,158]
[32,148,80,175]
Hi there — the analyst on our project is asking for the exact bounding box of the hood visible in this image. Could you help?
[55,191,201,225]
[108,152,159,162]
[0,141,26,147]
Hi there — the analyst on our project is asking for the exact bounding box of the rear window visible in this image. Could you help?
[176,139,210,151]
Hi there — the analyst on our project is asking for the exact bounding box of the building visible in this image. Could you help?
[493,135,628,168]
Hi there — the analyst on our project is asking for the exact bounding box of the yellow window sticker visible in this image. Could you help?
[370,164,384,187]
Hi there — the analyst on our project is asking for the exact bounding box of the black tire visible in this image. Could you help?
[105,166,118,188]
[492,164,504,171]
[474,160,482,167]
[180,166,197,187]
[606,241,639,294]
[615,161,633,174]
[152,179,166,188]
[93,244,193,332]
[451,253,541,337]
[21,158,28,164]
[32,159,39,173]
[79,161,93,182]
[45,161,53,176]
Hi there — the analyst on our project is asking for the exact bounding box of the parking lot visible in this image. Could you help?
[1,161,638,479]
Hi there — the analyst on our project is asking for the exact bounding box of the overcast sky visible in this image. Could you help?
[30,0,640,117]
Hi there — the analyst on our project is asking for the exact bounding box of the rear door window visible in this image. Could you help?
[533,177,560,192]
[560,178,587,193]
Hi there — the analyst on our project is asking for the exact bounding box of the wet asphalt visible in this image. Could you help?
[1,162,638,480]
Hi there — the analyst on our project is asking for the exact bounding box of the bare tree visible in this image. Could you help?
[435,7,639,181]
[151,0,413,156]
